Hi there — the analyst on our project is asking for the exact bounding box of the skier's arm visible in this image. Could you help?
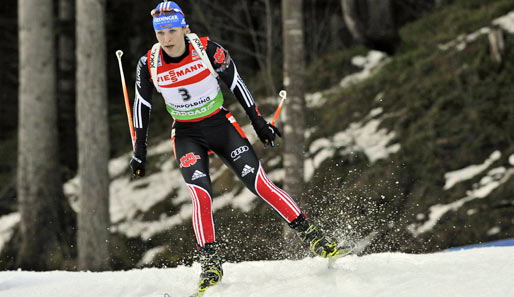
[133,55,153,162]
[206,40,280,146]
[206,40,261,121]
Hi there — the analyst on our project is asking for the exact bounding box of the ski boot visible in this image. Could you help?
[197,243,223,294]
[289,214,353,259]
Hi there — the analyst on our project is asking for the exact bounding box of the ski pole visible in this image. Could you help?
[271,90,287,126]
[115,50,136,151]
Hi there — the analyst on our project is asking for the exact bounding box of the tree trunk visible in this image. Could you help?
[342,0,398,53]
[76,0,111,271]
[264,0,277,96]
[58,0,77,174]
[282,0,306,252]
[435,0,450,8]
[488,28,504,64]
[366,0,397,52]
[341,0,366,43]
[17,0,72,270]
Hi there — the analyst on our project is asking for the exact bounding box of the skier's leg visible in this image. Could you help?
[208,113,352,259]
[208,112,301,223]
[173,131,215,247]
[173,130,223,292]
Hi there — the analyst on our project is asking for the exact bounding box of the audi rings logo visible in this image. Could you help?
[231,145,249,161]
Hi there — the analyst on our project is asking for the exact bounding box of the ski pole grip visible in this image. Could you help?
[272,90,287,126]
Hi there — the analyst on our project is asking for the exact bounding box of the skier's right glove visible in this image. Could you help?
[130,155,146,178]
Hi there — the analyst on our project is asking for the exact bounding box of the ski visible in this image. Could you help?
[188,283,214,297]
[328,247,353,269]
[187,283,208,297]
[327,232,375,268]
[188,276,220,297]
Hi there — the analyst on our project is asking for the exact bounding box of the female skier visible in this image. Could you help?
[130,1,350,293]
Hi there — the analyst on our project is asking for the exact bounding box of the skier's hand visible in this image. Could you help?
[130,155,146,178]
[252,117,281,147]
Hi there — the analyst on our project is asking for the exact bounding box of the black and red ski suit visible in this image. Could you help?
[133,36,302,247]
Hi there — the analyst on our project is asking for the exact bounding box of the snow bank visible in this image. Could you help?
[443,151,501,190]
[438,10,514,51]
[305,108,400,181]
[410,156,514,237]
[0,246,513,297]
[339,50,389,89]
[492,10,514,33]
[0,213,20,252]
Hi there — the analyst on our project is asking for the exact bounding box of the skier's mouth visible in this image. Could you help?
[164,45,174,51]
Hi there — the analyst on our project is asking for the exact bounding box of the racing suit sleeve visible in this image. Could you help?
[206,40,262,122]
[133,55,153,160]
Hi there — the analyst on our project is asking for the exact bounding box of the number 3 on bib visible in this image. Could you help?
[178,88,191,101]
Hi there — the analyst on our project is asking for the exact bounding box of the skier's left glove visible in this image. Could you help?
[130,155,146,178]
[251,117,281,147]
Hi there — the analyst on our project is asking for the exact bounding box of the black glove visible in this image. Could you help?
[130,155,146,178]
[251,117,281,147]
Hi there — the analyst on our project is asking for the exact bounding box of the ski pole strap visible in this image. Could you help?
[186,33,219,79]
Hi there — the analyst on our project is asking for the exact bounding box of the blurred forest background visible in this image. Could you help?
[1,0,513,271]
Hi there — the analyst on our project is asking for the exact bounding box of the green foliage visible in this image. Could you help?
[400,0,514,52]
[310,0,514,252]
[304,46,368,93]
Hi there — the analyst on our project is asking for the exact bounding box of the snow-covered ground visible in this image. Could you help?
[0,246,513,297]
[409,151,514,237]
[438,10,514,51]
[0,11,514,284]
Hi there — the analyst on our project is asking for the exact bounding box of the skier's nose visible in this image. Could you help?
[165,32,174,43]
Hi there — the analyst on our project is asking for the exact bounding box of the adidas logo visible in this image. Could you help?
[192,170,206,181]
[241,164,255,177]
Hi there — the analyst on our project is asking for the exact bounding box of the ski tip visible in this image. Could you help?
[328,248,353,268]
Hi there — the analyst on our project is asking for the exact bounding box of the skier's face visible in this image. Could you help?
[155,27,187,57]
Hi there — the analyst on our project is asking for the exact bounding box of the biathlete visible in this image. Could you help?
[129,1,350,293]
